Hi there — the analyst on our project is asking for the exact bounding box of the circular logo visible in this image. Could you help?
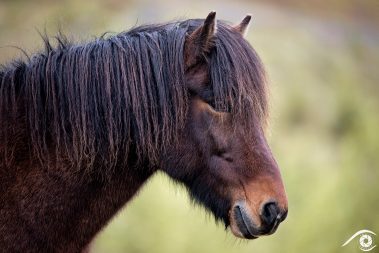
[360,234,373,249]
[342,229,377,252]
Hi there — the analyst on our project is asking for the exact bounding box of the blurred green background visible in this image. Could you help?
[1,0,378,252]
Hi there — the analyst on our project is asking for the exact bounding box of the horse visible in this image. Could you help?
[0,12,288,252]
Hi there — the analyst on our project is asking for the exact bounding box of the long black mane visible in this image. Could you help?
[0,19,268,175]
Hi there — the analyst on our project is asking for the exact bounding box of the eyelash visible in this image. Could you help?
[202,93,214,104]
[195,87,232,113]
[200,90,216,108]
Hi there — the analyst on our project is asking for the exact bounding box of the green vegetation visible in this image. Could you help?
[1,0,378,252]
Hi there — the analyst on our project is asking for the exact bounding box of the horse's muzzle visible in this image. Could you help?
[230,200,288,239]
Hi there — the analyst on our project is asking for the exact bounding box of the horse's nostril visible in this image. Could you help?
[260,202,279,228]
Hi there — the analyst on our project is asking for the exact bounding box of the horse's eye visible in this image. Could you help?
[199,88,216,108]
[199,87,232,113]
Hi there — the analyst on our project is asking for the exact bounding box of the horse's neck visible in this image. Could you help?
[0,155,154,252]
[0,68,157,252]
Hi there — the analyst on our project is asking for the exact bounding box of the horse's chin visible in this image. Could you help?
[229,223,259,239]
[228,203,261,239]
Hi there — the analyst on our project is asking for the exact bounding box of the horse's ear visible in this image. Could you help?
[184,11,217,69]
[234,15,252,37]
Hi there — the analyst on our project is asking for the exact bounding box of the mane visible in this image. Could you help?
[0,19,268,176]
